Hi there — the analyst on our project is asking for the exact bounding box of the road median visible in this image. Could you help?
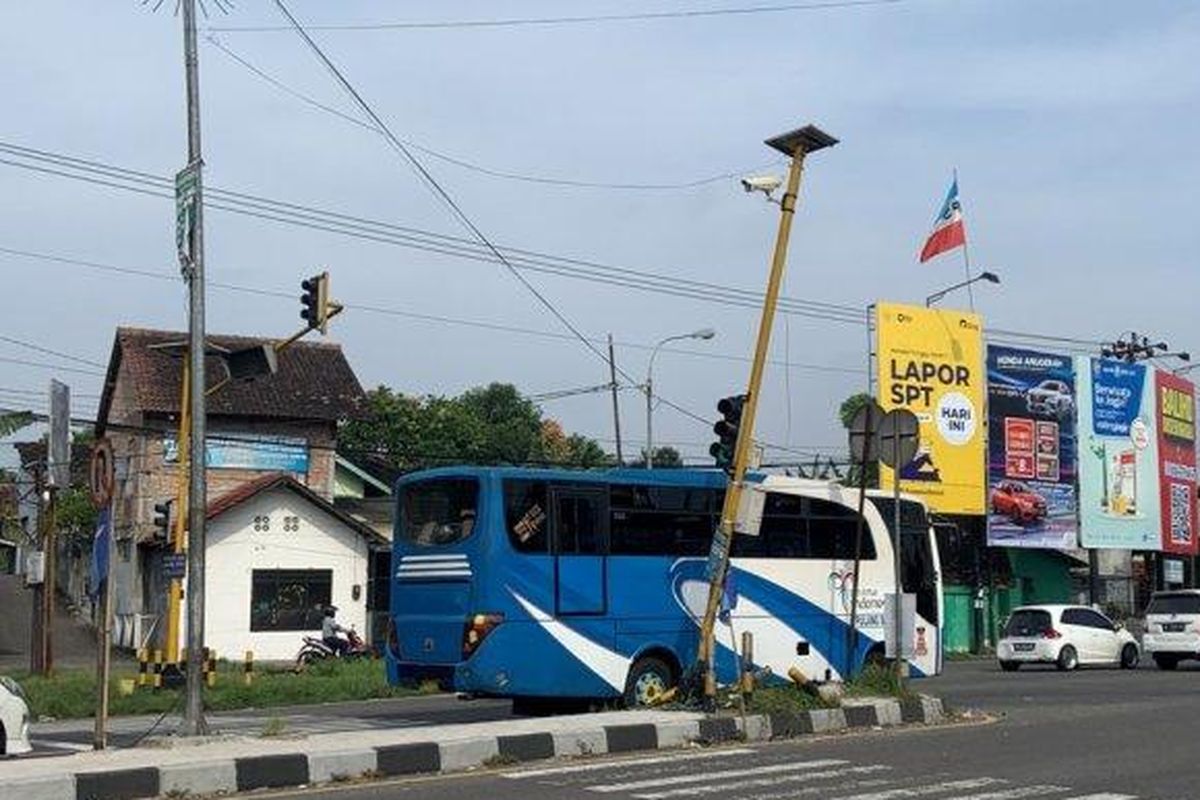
[0,696,945,800]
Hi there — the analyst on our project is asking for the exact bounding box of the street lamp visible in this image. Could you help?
[925,271,1001,307]
[645,328,716,468]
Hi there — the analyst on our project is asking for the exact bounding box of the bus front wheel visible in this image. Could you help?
[624,655,675,708]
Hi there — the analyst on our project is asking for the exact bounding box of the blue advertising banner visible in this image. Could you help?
[163,435,309,474]
[1077,357,1161,549]
[986,346,1078,549]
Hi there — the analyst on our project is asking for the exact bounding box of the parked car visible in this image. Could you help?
[991,481,1048,523]
[1026,379,1074,418]
[1142,590,1200,670]
[0,675,32,756]
[997,605,1139,672]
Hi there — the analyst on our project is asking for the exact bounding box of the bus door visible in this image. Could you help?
[551,486,608,615]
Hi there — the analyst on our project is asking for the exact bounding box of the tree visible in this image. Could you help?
[339,382,613,473]
[838,392,878,488]
[629,446,684,469]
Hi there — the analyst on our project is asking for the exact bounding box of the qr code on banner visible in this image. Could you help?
[1170,483,1194,544]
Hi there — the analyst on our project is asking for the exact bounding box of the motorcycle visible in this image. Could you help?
[295,627,370,669]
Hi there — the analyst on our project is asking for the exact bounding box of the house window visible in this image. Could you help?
[250,569,332,631]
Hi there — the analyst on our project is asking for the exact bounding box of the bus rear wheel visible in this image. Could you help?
[624,655,675,708]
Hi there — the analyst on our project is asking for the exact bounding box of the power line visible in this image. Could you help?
[204,33,781,192]
[0,143,917,326]
[0,355,105,377]
[209,1,904,33]
[0,245,864,378]
[0,334,108,369]
[0,143,1113,349]
[268,0,723,432]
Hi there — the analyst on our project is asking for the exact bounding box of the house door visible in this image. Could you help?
[552,486,608,616]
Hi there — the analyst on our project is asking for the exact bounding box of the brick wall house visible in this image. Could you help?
[95,327,366,650]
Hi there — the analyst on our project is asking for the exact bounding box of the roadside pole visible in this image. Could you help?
[162,364,191,686]
[695,125,836,705]
[846,401,883,678]
[91,438,117,750]
[180,0,209,736]
[891,432,904,678]
[607,334,624,464]
[42,488,57,675]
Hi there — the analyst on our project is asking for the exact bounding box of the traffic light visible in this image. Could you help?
[710,394,746,473]
[153,500,172,541]
[300,271,330,333]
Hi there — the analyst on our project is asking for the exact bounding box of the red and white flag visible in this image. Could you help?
[919,179,966,263]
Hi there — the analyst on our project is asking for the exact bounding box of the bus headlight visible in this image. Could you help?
[463,613,504,659]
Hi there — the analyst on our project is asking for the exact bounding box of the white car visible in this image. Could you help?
[0,675,32,756]
[997,604,1140,672]
[1142,590,1200,670]
[1026,379,1074,418]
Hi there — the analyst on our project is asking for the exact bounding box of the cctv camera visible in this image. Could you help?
[740,174,783,195]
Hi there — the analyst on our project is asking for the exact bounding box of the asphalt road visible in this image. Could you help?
[248,659,1200,800]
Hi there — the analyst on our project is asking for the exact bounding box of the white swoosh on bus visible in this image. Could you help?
[508,589,630,692]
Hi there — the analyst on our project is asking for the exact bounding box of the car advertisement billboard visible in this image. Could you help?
[876,302,986,515]
[985,346,1077,548]
[1077,357,1161,549]
[1155,371,1198,556]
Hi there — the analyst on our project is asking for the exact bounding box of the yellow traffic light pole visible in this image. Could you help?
[164,363,191,668]
[695,125,836,704]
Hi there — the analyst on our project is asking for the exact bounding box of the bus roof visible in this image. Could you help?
[393,465,733,491]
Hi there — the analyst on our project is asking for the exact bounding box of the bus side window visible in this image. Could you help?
[555,491,607,554]
[611,485,711,556]
[504,480,549,553]
[808,498,876,560]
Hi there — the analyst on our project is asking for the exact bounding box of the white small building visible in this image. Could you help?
[203,472,386,662]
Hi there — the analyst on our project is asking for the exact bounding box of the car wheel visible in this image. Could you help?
[999,661,1020,672]
[624,655,675,708]
[1120,644,1139,670]
[0,719,7,756]
[1154,654,1180,671]
[1056,645,1078,672]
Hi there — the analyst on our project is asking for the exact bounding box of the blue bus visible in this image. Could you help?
[385,467,942,706]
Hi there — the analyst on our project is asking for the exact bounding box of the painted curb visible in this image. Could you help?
[2,696,944,800]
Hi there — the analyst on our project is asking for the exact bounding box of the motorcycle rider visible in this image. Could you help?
[321,605,349,657]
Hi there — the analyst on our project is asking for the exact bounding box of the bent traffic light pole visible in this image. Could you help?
[693,126,834,705]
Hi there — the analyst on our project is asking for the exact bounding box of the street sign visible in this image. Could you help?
[175,161,200,270]
[878,408,920,469]
[89,437,115,507]
[163,553,187,580]
[848,401,886,464]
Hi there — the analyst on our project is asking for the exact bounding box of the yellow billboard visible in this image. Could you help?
[876,302,986,515]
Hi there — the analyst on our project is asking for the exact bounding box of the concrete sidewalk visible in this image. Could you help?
[0,696,944,800]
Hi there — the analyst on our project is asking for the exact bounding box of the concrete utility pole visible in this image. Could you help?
[181,0,209,736]
[607,334,624,464]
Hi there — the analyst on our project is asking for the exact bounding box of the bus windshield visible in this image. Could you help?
[399,478,479,547]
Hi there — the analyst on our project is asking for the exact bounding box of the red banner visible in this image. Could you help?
[1156,370,1198,555]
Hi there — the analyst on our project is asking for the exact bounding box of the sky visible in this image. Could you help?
[1,0,1198,469]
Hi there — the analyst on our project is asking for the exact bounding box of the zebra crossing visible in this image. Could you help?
[501,749,1141,800]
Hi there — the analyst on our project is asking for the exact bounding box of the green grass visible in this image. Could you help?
[843,663,918,701]
[8,658,426,721]
[744,684,834,715]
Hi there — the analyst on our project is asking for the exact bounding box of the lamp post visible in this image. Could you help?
[925,271,1000,307]
[645,328,716,468]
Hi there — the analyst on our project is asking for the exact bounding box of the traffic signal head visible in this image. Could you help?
[711,393,747,473]
[153,500,172,539]
[299,271,331,333]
